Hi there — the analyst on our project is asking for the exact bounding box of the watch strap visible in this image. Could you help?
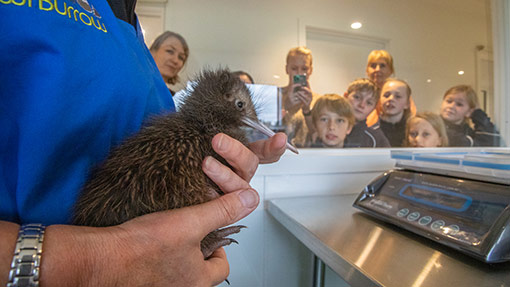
[7,223,45,287]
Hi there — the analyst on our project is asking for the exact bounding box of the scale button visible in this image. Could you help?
[407,212,420,221]
[419,216,432,226]
[431,220,445,231]
[446,225,460,235]
[397,208,409,217]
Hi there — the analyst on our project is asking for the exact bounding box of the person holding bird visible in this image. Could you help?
[72,69,294,258]
[0,1,287,287]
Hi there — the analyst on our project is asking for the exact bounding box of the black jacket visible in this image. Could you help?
[445,109,502,147]
[345,121,391,148]
[107,0,137,27]
[379,116,407,147]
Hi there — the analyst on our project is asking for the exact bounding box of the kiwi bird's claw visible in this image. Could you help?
[201,225,245,258]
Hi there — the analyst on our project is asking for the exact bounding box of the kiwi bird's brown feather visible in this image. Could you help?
[73,68,259,258]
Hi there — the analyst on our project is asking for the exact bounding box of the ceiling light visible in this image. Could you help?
[273,75,280,79]
[426,79,432,83]
[351,22,362,29]
[458,71,465,75]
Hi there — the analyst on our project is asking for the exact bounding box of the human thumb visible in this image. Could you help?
[194,189,259,238]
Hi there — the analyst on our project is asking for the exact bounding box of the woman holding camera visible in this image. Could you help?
[280,46,319,146]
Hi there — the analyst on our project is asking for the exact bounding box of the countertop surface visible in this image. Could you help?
[267,194,510,287]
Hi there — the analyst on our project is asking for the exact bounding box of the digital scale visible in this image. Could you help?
[353,149,510,263]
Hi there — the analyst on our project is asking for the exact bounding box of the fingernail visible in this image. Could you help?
[239,189,258,209]
[216,134,229,152]
[204,157,220,173]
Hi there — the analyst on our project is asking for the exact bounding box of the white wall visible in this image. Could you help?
[159,0,490,115]
[215,149,395,287]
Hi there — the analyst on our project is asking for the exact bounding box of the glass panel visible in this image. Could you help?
[139,0,506,149]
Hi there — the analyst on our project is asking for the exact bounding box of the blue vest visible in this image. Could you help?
[0,0,175,224]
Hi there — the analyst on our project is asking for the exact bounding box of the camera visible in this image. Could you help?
[293,74,307,86]
[293,74,307,92]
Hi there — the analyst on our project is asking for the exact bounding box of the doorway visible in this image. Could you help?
[305,26,388,95]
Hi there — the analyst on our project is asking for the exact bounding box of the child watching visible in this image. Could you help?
[303,94,355,148]
[405,112,448,147]
[378,78,413,147]
[343,78,390,148]
[440,85,502,147]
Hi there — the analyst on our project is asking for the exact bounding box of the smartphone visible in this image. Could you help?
[293,74,307,86]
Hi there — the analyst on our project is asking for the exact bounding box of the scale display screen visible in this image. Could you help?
[399,184,473,211]
[353,169,510,263]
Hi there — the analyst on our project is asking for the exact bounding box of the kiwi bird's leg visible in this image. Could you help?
[200,225,246,259]
[241,117,299,154]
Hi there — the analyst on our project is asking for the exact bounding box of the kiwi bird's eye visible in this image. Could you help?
[235,99,245,110]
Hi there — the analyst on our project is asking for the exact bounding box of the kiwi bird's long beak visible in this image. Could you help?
[241,117,299,154]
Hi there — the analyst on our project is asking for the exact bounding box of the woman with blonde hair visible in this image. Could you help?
[366,50,394,89]
[281,46,317,118]
[365,50,417,129]
[150,31,190,95]
[280,46,320,145]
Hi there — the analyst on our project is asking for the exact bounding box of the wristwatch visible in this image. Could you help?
[7,224,45,287]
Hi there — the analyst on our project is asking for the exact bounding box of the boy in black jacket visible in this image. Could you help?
[343,78,391,148]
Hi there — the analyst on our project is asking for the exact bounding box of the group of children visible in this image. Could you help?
[292,78,502,148]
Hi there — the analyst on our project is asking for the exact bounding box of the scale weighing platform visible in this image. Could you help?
[353,149,510,263]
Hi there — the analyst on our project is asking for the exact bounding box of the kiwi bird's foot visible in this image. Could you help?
[201,225,246,259]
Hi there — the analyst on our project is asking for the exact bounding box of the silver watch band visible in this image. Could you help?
[7,223,45,287]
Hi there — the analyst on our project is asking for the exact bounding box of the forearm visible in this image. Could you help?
[40,225,105,287]
[303,114,315,134]
[1,222,119,287]
[471,109,498,133]
[470,109,501,146]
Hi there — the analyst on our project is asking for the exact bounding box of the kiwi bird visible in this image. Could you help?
[73,68,297,258]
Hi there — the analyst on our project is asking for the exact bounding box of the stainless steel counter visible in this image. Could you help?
[267,194,510,287]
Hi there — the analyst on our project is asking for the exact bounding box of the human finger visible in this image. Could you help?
[291,84,304,97]
[295,87,312,98]
[291,83,302,89]
[186,188,259,239]
[205,248,230,285]
[247,132,287,164]
[295,92,309,104]
[289,95,301,105]
[299,87,313,99]
[211,133,259,181]
[202,156,251,193]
